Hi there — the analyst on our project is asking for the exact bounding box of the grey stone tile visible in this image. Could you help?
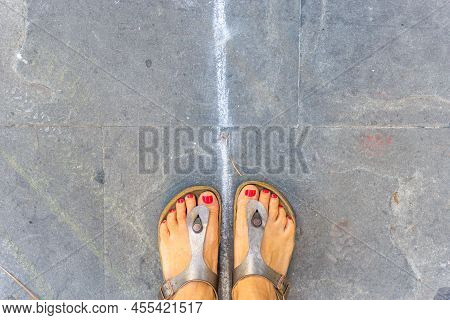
[270,127,448,298]
[227,0,300,126]
[299,0,450,125]
[103,126,229,298]
[1,0,220,126]
[0,127,104,299]
[291,212,417,299]
[227,125,449,298]
[103,126,163,299]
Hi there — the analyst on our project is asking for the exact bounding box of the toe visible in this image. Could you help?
[234,185,258,268]
[166,209,177,232]
[176,197,186,223]
[237,185,259,231]
[198,191,220,272]
[277,205,287,228]
[285,216,295,234]
[198,191,219,233]
[160,220,170,239]
[237,185,259,215]
[268,193,280,220]
[259,188,270,212]
[185,193,196,213]
[198,191,219,217]
[238,185,259,202]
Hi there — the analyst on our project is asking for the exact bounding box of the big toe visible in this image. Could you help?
[198,191,219,216]
[197,191,219,236]
[236,185,259,227]
[197,191,220,272]
[237,185,259,208]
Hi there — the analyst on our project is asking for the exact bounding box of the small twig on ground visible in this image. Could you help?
[230,157,243,176]
[0,264,39,300]
[219,130,243,176]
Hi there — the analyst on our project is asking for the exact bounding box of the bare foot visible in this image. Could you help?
[232,185,295,300]
[159,191,220,300]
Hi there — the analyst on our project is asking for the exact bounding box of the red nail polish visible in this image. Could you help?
[262,189,270,193]
[202,195,213,204]
[186,194,194,198]
[279,204,283,208]
[271,193,278,198]
[169,209,176,213]
[245,189,256,197]
[177,198,184,203]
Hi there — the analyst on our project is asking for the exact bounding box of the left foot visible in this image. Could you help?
[159,191,220,300]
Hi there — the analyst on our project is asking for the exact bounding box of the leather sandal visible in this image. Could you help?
[158,186,221,300]
[232,181,296,300]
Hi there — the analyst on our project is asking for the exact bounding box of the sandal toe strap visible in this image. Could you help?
[160,205,219,300]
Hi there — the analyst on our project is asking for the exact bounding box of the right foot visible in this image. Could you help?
[232,185,295,300]
[159,191,220,300]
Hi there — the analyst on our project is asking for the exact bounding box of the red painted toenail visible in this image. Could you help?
[245,189,256,197]
[279,204,283,208]
[177,198,184,203]
[202,195,213,204]
[262,189,270,193]
[271,193,278,198]
[186,194,194,198]
[169,209,176,213]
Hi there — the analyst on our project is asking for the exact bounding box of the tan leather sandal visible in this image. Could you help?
[158,186,222,300]
[232,181,296,300]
